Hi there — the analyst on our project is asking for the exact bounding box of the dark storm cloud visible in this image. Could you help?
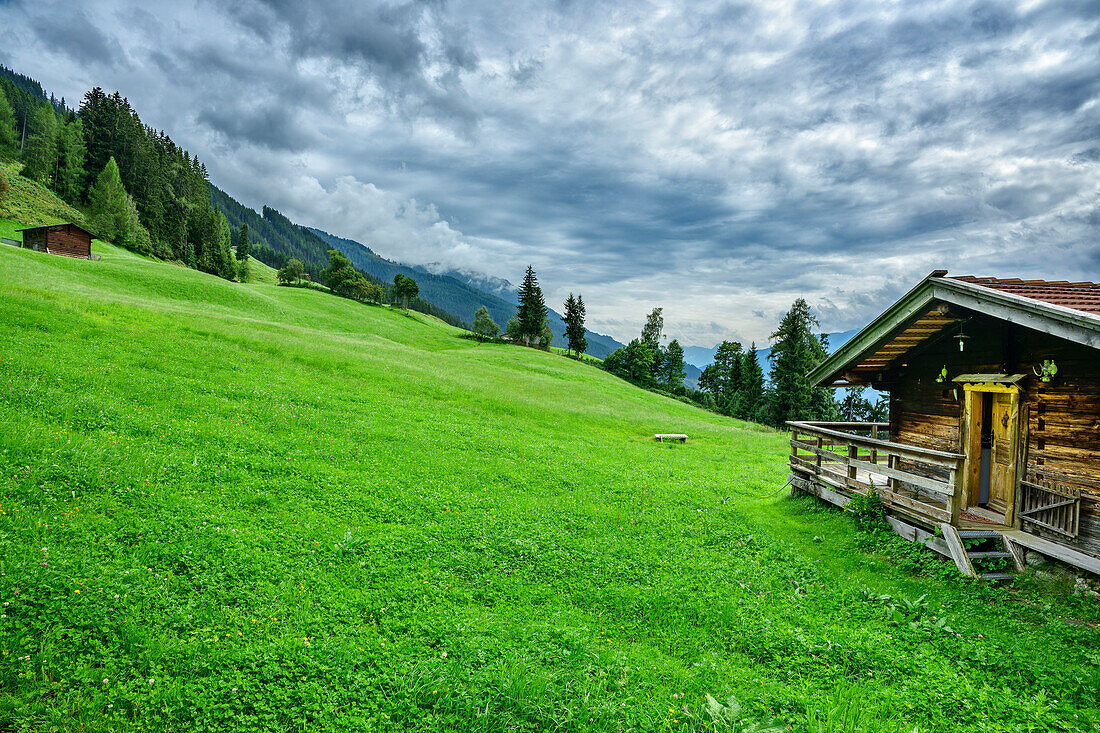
[28,8,123,67]
[2,0,1097,345]
[196,105,313,153]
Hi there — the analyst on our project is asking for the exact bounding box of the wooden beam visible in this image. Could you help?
[790,475,851,509]
[1000,530,1100,576]
[939,523,977,577]
[1003,536,1027,573]
[886,516,952,558]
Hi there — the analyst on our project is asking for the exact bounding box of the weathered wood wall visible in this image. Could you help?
[46,226,92,258]
[1017,330,1100,556]
[885,312,1100,559]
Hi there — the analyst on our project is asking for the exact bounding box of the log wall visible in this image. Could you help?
[45,225,92,258]
[886,312,1100,560]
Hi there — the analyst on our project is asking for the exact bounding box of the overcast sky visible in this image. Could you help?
[3,0,1098,345]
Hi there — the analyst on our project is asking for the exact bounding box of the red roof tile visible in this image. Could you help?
[950,276,1100,315]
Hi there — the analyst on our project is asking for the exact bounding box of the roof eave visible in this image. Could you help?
[807,273,942,386]
[808,274,1100,387]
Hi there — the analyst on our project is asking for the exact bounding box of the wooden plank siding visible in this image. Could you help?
[46,225,92,258]
[881,312,1100,560]
[20,224,92,259]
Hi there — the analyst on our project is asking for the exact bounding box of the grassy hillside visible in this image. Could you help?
[0,161,89,228]
[1,241,1098,732]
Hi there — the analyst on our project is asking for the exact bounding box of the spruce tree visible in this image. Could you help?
[89,157,131,245]
[215,210,235,279]
[738,342,766,422]
[55,120,85,201]
[562,293,587,356]
[235,223,250,261]
[768,298,832,426]
[0,91,16,155]
[516,265,547,346]
[21,106,57,185]
[662,340,686,389]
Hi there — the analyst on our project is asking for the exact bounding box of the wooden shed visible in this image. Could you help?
[18,223,94,259]
[788,271,1100,579]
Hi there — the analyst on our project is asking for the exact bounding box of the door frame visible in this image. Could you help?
[960,382,1023,526]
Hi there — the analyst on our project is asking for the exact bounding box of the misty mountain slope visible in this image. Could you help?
[310,227,627,359]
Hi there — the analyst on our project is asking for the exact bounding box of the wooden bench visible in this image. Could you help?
[654,434,688,443]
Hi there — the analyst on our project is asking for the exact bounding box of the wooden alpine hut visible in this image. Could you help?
[18,223,94,259]
[788,271,1100,580]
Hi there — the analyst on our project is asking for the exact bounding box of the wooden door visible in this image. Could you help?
[987,392,1019,517]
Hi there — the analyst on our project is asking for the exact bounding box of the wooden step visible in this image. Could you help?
[979,572,1015,582]
[958,530,1004,539]
[967,551,1013,560]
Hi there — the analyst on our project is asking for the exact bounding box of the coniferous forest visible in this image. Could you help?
[0,66,469,327]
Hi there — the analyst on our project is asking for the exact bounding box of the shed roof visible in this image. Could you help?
[809,271,1100,387]
[17,223,95,238]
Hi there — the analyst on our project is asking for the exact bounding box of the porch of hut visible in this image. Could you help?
[786,271,1100,581]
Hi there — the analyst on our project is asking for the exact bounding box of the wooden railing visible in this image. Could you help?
[1019,477,1081,539]
[787,421,967,525]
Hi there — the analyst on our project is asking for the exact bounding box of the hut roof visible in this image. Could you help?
[808,271,1100,387]
[950,276,1100,315]
[17,223,95,238]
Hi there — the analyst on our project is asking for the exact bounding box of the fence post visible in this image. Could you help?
[847,443,857,488]
[949,461,963,525]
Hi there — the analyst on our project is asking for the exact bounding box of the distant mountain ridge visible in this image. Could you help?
[308,228,627,359]
[683,329,862,373]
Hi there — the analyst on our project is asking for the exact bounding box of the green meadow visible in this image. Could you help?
[1,240,1098,732]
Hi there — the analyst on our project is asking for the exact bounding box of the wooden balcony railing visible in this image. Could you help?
[787,421,967,525]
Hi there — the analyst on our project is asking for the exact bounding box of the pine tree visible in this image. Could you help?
[21,106,57,185]
[235,223,250,261]
[89,157,131,245]
[768,298,833,426]
[516,265,547,346]
[662,340,686,389]
[562,293,587,356]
